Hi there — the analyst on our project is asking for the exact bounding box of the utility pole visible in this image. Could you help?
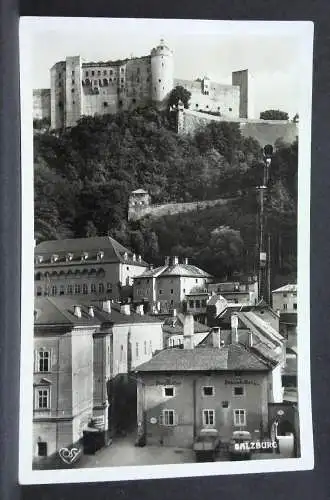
[257,144,273,303]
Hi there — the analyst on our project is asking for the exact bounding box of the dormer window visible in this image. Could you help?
[66,253,73,262]
[51,254,59,263]
[36,255,43,264]
[81,252,88,261]
[132,253,136,262]
[123,252,128,261]
[97,251,104,261]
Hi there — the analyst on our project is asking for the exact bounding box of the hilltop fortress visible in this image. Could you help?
[33,39,251,129]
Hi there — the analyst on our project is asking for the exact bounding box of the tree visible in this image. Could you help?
[259,110,289,121]
[168,86,191,109]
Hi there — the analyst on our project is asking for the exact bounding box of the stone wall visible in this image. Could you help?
[177,109,298,147]
[128,197,233,222]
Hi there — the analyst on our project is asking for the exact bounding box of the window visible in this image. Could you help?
[36,387,50,409]
[97,70,101,76]
[132,98,136,104]
[189,300,194,308]
[59,285,65,296]
[37,442,48,457]
[36,286,42,297]
[91,283,96,293]
[149,340,152,354]
[170,289,173,294]
[103,70,107,75]
[195,300,201,308]
[37,350,50,372]
[51,285,57,296]
[72,79,75,85]
[44,287,50,296]
[283,293,288,298]
[203,386,214,396]
[234,386,244,396]
[82,283,88,295]
[159,290,163,295]
[234,409,246,426]
[202,299,207,307]
[164,386,175,397]
[67,284,73,294]
[144,340,147,355]
[85,71,89,77]
[293,303,297,310]
[222,401,229,408]
[195,279,198,283]
[162,409,176,426]
[136,342,139,358]
[158,79,161,83]
[203,409,215,426]
[106,283,112,293]
[91,71,95,76]
[283,303,288,310]
[120,345,124,362]
[229,107,232,111]
[121,67,124,72]
[99,283,104,293]
[74,284,81,295]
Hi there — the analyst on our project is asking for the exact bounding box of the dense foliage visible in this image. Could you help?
[34,106,297,283]
[259,109,289,121]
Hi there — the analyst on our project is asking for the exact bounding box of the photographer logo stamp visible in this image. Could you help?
[58,447,82,465]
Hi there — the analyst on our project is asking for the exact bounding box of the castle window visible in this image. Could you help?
[121,78,124,83]
[85,79,90,86]
[72,79,75,85]
[104,102,108,107]
[206,105,209,108]
[72,100,75,104]
[132,98,136,104]
[229,107,232,111]
[110,70,113,75]
[36,286,42,296]
[99,283,104,293]
[51,285,57,296]
[103,70,107,75]
[91,284,96,293]
[82,283,88,295]
[121,67,124,72]
[99,79,102,86]
[67,284,73,294]
[146,77,150,82]
[158,79,161,83]
[71,88,75,93]
[59,285,65,295]
[58,101,63,109]
[103,78,108,86]
[35,387,50,410]
[94,80,98,86]
[85,71,89,77]
[195,104,199,107]
[98,70,101,76]
[119,100,123,107]
[74,284,81,295]
[160,46,164,50]
[91,71,95,76]
[109,78,112,83]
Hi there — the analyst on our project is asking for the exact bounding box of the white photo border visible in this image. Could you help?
[19,17,314,485]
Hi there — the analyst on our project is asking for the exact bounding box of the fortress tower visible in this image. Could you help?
[150,39,174,105]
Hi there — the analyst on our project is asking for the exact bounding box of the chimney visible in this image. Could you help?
[212,327,221,348]
[133,253,136,262]
[149,264,154,270]
[120,304,131,315]
[88,306,94,317]
[183,314,194,349]
[74,305,82,318]
[138,255,142,263]
[184,257,189,265]
[231,314,239,343]
[102,300,111,314]
[172,256,179,265]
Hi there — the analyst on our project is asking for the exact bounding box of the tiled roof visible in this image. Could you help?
[35,236,148,267]
[272,284,297,293]
[162,314,210,335]
[137,264,212,279]
[136,344,270,373]
[207,295,226,306]
[34,297,163,329]
[237,312,283,345]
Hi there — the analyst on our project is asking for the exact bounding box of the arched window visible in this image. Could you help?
[59,285,65,296]
[103,78,108,86]
[82,283,88,295]
[67,284,73,294]
[99,283,104,293]
[35,272,42,281]
[74,284,81,295]
[85,78,90,86]
[51,285,57,296]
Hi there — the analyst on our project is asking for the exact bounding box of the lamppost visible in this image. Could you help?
[257,144,273,304]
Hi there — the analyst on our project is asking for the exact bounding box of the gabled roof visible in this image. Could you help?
[35,236,148,267]
[136,344,270,373]
[236,311,283,345]
[272,284,297,294]
[136,264,212,279]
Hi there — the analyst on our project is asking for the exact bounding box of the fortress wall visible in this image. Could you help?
[33,89,51,120]
[128,197,232,221]
[178,109,298,147]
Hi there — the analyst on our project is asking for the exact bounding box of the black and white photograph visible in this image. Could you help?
[19,17,314,484]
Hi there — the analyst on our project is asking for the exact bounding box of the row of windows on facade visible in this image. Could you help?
[161,408,247,427]
[35,250,105,264]
[36,282,115,296]
[34,340,153,376]
[83,66,149,78]
[194,103,232,112]
[163,385,245,397]
[188,299,208,309]
[283,303,297,310]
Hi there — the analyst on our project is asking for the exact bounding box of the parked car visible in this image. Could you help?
[193,428,221,462]
[228,431,252,460]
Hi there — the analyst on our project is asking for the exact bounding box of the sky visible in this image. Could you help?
[26,18,306,119]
